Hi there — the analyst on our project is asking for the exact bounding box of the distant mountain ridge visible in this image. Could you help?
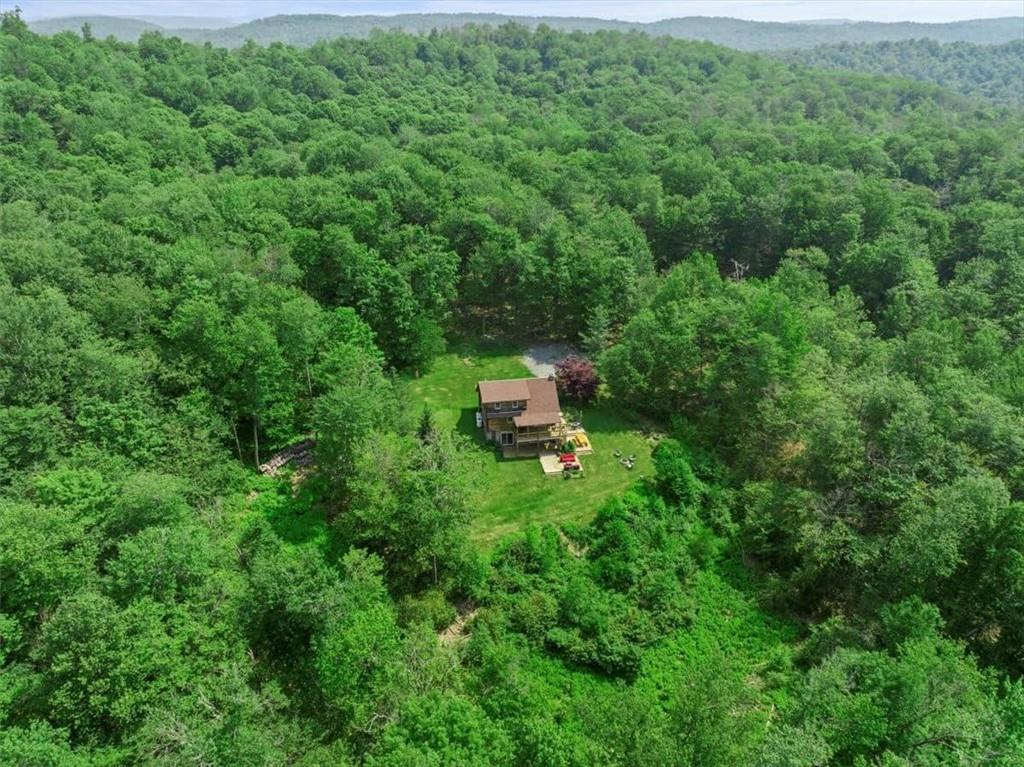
[779,38,1024,108]
[28,12,1024,50]
[29,15,164,38]
[129,15,239,29]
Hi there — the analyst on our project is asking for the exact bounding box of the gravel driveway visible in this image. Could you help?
[522,342,575,377]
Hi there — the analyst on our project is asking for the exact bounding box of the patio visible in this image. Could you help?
[539,452,564,475]
[538,450,584,477]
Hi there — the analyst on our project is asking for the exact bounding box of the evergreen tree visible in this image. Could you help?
[417,405,436,444]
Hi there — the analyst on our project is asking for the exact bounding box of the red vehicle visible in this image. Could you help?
[562,459,583,477]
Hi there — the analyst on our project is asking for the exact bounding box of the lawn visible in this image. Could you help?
[404,342,658,546]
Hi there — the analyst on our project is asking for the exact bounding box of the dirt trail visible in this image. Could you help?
[438,602,479,646]
[558,528,586,558]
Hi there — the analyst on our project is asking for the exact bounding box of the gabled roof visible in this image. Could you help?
[513,410,560,427]
[479,377,561,427]
[523,377,560,415]
[478,378,532,404]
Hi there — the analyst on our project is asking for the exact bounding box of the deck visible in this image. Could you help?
[503,427,592,462]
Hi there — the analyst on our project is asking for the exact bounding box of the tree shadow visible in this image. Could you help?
[445,333,524,359]
[456,406,483,440]
[457,406,506,464]
[254,479,328,548]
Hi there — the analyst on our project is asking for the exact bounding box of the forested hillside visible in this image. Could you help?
[30,14,1024,105]
[28,14,166,39]
[780,38,1024,107]
[27,14,237,39]
[29,11,1024,48]
[2,10,1024,765]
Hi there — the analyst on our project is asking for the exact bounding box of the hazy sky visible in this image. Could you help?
[11,0,1024,24]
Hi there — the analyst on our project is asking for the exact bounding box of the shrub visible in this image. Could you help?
[554,355,599,402]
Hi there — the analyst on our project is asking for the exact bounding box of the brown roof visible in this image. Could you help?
[477,379,531,404]
[513,411,560,427]
[524,377,560,413]
[479,377,561,426]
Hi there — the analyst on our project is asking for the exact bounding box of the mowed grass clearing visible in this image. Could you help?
[404,343,657,547]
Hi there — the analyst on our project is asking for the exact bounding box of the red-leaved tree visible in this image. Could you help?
[554,355,599,402]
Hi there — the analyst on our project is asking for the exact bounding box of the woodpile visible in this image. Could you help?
[258,439,315,476]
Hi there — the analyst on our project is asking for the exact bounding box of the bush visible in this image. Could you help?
[554,355,599,402]
[397,589,458,630]
[652,439,706,508]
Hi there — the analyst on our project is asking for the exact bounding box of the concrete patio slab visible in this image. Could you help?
[539,453,565,475]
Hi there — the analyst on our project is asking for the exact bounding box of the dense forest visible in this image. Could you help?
[2,9,1024,765]
[780,38,1024,107]
[30,14,1024,107]
[29,11,1024,48]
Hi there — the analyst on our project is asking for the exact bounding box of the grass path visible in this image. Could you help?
[404,342,657,546]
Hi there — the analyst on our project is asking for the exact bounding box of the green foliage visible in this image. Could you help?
[0,722,91,767]
[416,404,436,444]
[780,39,1024,107]
[107,525,212,604]
[483,487,706,677]
[2,17,1024,765]
[368,693,513,766]
[762,599,1014,765]
[0,405,66,480]
[0,500,97,637]
[339,432,481,592]
[32,592,180,740]
[396,589,457,630]
[107,471,191,537]
[314,603,402,730]
[132,668,318,767]
[604,255,810,471]
[651,438,707,509]
[312,341,395,500]
[580,303,613,358]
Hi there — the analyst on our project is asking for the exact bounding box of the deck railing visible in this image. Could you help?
[516,425,566,443]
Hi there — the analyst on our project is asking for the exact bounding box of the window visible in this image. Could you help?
[500,431,514,446]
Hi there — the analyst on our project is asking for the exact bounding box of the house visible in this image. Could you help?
[477,377,565,453]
